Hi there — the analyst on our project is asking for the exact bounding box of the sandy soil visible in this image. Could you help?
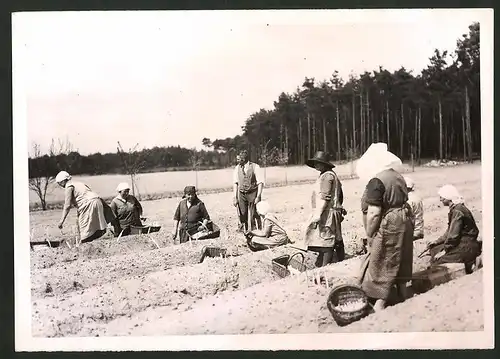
[331,269,484,333]
[29,163,484,337]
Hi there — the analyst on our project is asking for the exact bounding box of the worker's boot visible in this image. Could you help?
[464,261,474,274]
[334,240,345,261]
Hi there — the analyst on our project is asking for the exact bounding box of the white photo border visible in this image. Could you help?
[12,8,495,352]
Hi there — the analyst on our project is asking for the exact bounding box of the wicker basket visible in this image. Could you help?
[130,225,161,235]
[187,222,221,240]
[272,252,307,278]
[199,246,227,263]
[326,284,371,326]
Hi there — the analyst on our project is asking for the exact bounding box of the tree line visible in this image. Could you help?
[29,23,480,209]
[216,22,480,165]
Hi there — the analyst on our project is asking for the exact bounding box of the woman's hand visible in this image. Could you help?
[171,229,177,239]
[233,197,238,207]
[434,250,446,259]
[426,241,437,250]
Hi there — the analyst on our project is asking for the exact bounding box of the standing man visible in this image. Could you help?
[233,150,264,232]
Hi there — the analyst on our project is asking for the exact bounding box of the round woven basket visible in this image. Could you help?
[327,284,371,327]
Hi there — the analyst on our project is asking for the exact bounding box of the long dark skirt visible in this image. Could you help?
[430,237,481,273]
[358,207,414,300]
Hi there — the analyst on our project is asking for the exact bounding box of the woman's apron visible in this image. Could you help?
[296,171,344,249]
[358,205,413,300]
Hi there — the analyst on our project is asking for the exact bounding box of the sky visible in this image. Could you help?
[13,9,485,156]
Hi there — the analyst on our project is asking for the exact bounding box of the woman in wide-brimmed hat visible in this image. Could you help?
[109,182,144,236]
[55,171,117,242]
[356,143,413,312]
[172,186,211,244]
[293,151,346,267]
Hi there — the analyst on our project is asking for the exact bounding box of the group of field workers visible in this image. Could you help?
[54,171,145,241]
[226,143,482,312]
[54,142,482,311]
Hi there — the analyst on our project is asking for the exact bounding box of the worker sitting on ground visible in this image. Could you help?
[427,184,481,274]
[404,176,424,240]
[244,201,289,251]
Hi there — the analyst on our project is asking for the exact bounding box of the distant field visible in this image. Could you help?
[28,163,350,204]
[28,160,429,207]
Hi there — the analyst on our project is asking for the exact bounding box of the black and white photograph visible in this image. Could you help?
[13,8,494,351]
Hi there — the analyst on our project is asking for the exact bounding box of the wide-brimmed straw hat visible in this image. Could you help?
[305,151,335,169]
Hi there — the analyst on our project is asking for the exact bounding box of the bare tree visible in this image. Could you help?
[189,148,202,188]
[29,138,74,210]
[117,141,146,199]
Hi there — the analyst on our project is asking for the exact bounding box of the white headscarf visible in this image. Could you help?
[116,182,130,192]
[355,143,403,185]
[55,171,71,184]
[256,201,271,216]
[438,184,464,204]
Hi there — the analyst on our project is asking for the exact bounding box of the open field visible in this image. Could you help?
[29,163,484,337]
[29,164,322,205]
[29,160,426,209]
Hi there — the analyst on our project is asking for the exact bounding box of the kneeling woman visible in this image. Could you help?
[427,184,481,273]
[110,182,143,236]
[56,171,117,242]
[172,186,211,244]
[244,201,289,251]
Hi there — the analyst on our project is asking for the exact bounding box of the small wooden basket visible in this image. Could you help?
[199,246,228,263]
[187,222,221,240]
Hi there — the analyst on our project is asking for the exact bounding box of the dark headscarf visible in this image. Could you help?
[182,186,197,199]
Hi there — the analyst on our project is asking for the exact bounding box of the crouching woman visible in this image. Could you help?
[427,184,481,274]
[244,201,289,251]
